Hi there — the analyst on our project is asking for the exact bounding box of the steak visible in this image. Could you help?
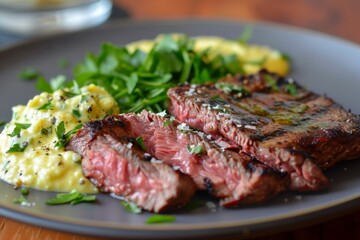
[122,110,287,206]
[168,70,360,191]
[66,117,196,213]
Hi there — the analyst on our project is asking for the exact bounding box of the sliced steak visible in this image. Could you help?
[66,117,196,212]
[122,110,287,206]
[168,70,360,191]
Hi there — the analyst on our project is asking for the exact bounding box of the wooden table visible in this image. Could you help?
[1,0,359,239]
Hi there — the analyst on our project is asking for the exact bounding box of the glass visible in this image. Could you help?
[0,0,112,35]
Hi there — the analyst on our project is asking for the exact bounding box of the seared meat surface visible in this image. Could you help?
[66,117,196,212]
[168,70,360,191]
[122,110,287,206]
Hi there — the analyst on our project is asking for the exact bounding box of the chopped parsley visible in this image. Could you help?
[135,136,146,151]
[146,214,176,224]
[7,123,31,137]
[55,121,82,148]
[72,109,81,118]
[19,67,41,81]
[13,195,27,204]
[264,74,280,92]
[121,201,142,214]
[7,142,28,153]
[163,116,175,127]
[41,126,52,135]
[37,101,53,110]
[46,190,96,205]
[187,145,204,155]
[285,83,298,96]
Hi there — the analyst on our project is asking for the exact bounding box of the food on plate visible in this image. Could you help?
[73,34,290,113]
[122,110,287,207]
[66,115,196,212]
[168,69,360,191]
[0,84,119,193]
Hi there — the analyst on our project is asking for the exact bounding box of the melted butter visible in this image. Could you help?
[0,84,119,193]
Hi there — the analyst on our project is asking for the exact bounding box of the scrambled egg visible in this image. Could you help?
[126,35,290,76]
[0,84,119,193]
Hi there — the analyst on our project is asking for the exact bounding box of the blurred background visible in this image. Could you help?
[0,0,358,47]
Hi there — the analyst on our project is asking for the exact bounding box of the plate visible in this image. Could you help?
[1,20,360,239]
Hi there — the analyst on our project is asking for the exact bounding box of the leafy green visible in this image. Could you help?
[264,74,280,92]
[285,83,298,96]
[146,214,176,224]
[13,195,27,204]
[121,201,142,214]
[7,142,28,153]
[163,116,175,127]
[7,123,31,137]
[46,190,96,205]
[187,145,204,155]
[70,34,252,113]
[72,109,81,118]
[55,121,82,148]
[237,25,253,44]
[0,121,6,128]
[21,188,29,196]
[19,67,41,81]
[135,136,146,151]
[37,101,53,110]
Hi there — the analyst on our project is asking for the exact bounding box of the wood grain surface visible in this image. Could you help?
[1,0,359,239]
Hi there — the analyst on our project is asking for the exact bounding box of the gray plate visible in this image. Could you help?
[1,20,360,239]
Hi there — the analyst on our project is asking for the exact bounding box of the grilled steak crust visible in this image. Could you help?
[66,117,196,213]
[168,70,360,191]
[122,110,287,206]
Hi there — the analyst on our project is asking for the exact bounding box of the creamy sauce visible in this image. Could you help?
[0,84,119,193]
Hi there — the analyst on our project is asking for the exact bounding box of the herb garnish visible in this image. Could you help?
[285,83,298,96]
[46,190,96,205]
[7,123,31,137]
[121,201,142,214]
[19,67,41,81]
[37,101,53,110]
[13,188,30,204]
[55,121,82,148]
[163,116,175,127]
[72,109,81,118]
[135,136,146,151]
[264,74,280,92]
[7,142,28,153]
[187,145,204,155]
[0,121,6,128]
[146,214,176,224]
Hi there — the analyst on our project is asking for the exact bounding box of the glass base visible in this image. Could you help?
[0,0,112,36]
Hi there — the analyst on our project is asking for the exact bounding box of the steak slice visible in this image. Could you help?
[168,70,360,191]
[122,110,287,206]
[66,117,196,212]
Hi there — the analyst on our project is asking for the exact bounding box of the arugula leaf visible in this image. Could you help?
[55,121,82,148]
[46,190,96,205]
[35,77,53,93]
[7,123,31,137]
[135,136,146,151]
[19,67,41,81]
[146,214,176,224]
[121,201,142,214]
[187,145,204,155]
[7,142,28,153]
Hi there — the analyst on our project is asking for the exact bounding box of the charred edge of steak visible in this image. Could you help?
[167,71,341,191]
[122,110,288,206]
[66,116,196,213]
